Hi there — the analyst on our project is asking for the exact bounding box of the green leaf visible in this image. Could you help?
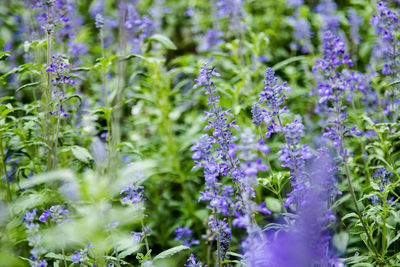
[70,146,93,164]
[20,169,76,189]
[265,197,282,213]
[16,82,41,92]
[70,67,91,72]
[332,232,349,253]
[0,51,10,60]
[272,56,306,71]
[342,212,359,221]
[153,245,190,267]
[149,34,177,50]
[45,253,73,262]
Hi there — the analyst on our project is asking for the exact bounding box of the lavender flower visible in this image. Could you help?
[312,31,358,160]
[258,67,291,118]
[315,0,340,34]
[24,209,48,267]
[174,226,200,247]
[185,254,207,267]
[348,8,362,45]
[123,2,156,54]
[39,205,69,223]
[46,54,75,87]
[120,183,144,204]
[286,1,313,54]
[198,29,224,52]
[95,14,104,29]
[245,149,340,267]
[33,0,67,34]
[72,243,94,264]
[193,63,271,263]
[131,226,151,242]
[216,0,246,30]
[370,1,400,120]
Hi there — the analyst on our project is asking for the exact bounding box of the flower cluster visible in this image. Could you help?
[278,117,313,207]
[286,0,313,53]
[33,0,68,33]
[315,0,340,34]
[123,2,156,54]
[131,226,152,243]
[174,226,200,247]
[370,1,400,119]
[39,205,69,223]
[95,14,104,29]
[24,209,48,267]
[245,148,340,267]
[46,54,75,87]
[185,254,207,267]
[373,167,393,193]
[216,0,246,30]
[193,63,273,263]
[72,243,94,264]
[259,67,291,119]
[348,8,362,45]
[312,31,359,160]
[120,183,144,204]
[198,29,224,52]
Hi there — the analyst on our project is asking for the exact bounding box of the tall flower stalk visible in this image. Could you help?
[192,63,269,265]
[313,31,379,257]
[95,13,112,175]
[370,1,400,123]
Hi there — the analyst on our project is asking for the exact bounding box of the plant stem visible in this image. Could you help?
[100,27,112,176]
[342,151,379,257]
[0,133,11,201]
[381,194,388,257]
[61,248,67,267]
[141,218,150,257]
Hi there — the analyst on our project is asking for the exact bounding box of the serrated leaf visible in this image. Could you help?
[70,146,93,164]
[150,34,177,50]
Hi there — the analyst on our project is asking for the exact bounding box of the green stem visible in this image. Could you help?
[0,134,11,201]
[342,153,379,257]
[381,195,388,257]
[351,99,371,185]
[62,248,67,267]
[141,218,150,256]
[216,229,221,267]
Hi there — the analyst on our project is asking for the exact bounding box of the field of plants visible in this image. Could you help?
[0,0,400,266]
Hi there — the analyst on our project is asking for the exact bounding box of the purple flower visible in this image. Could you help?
[259,67,291,117]
[95,14,104,29]
[131,226,151,242]
[245,149,340,266]
[24,209,48,266]
[198,29,224,52]
[216,0,246,30]
[39,210,50,222]
[120,183,144,204]
[72,243,94,263]
[185,254,206,267]
[315,0,340,34]
[370,2,400,120]
[348,8,362,45]
[39,205,69,223]
[174,226,200,247]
